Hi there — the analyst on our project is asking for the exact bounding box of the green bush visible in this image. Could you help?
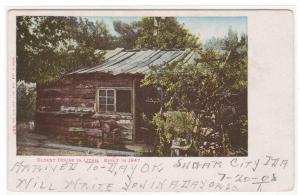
[150,110,247,156]
[151,111,197,156]
[17,81,36,123]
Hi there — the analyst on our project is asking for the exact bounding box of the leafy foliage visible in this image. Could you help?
[114,17,201,49]
[142,28,248,156]
[17,16,72,83]
[152,111,197,156]
[17,16,115,83]
[135,17,201,49]
[113,20,139,49]
[17,81,36,122]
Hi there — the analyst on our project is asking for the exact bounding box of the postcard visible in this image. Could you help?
[7,8,294,192]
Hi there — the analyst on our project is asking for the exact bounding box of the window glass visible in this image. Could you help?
[107,105,114,112]
[99,105,106,112]
[98,89,115,112]
[99,90,106,96]
[107,97,114,104]
[99,97,106,104]
[107,90,114,96]
[116,90,131,113]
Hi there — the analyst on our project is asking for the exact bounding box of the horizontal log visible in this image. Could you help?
[37,120,82,128]
[36,124,69,134]
[37,123,132,141]
[36,112,94,118]
[36,114,99,127]
[38,88,96,99]
[37,116,83,123]
[37,118,133,130]
[38,98,95,108]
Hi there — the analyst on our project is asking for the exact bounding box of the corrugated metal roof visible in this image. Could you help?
[70,48,201,76]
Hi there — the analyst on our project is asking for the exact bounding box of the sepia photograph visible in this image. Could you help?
[16,15,248,157]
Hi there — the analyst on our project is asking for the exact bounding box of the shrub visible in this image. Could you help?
[17,81,36,123]
[151,111,197,156]
[151,110,247,156]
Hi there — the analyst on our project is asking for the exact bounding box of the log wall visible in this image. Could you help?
[36,74,136,143]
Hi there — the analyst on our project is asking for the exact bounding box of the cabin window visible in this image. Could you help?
[98,89,116,112]
[97,89,131,113]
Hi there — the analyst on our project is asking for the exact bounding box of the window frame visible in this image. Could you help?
[96,87,133,114]
[98,89,116,112]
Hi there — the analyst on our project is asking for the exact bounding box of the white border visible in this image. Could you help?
[1,1,298,195]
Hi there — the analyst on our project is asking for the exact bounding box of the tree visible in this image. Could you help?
[135,17,201,49]
[59,18,117,70]
[113,20,139,49]
[17,16,115,83]
[113,17,201,50]
[17,16,75,83]
[17,81,36,122]
[142,28,248,156]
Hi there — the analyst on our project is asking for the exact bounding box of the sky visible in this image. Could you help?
[85,16,247,43]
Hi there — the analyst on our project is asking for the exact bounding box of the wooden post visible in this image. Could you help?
[95,89,99,112]
[132,78,136,143]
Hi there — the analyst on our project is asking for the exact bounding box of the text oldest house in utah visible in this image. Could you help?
[36,48,202,145]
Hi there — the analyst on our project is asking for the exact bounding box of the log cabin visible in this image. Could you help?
[35,48,202,145]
